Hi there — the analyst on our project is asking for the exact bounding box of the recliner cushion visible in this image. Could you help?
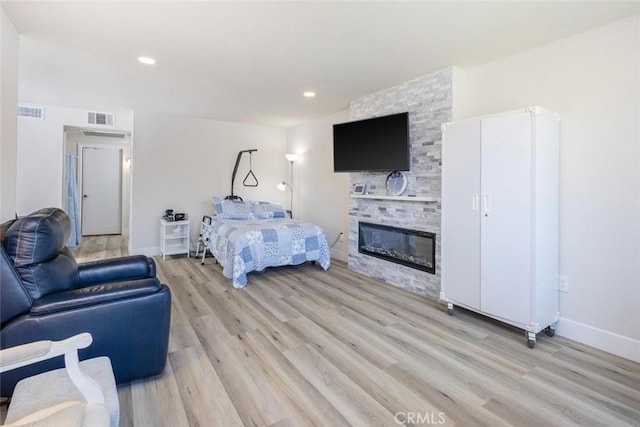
[30,278,162,316]
[1,219,33,324]
[3,208,78,299]
[0,247,33,325]
[77,255,155,287]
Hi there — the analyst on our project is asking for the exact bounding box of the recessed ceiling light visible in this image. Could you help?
[303,91,316,98]
[138,56,156,65]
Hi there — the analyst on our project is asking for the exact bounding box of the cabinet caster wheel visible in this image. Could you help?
[446,303,454,316]
[526,331,536,349]
[544,326,555,337]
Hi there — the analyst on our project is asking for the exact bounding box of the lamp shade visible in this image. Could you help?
[285,153,298,163]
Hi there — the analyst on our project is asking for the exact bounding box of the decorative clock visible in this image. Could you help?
[385,171,408,196]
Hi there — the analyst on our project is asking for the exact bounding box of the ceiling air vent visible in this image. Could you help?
[86,111,115,127]
[18,105,44,119]
[81,130,126,139]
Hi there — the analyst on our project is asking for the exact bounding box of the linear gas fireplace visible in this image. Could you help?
[358,222,436,274]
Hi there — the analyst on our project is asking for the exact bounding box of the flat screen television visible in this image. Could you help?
[333,112,410,172]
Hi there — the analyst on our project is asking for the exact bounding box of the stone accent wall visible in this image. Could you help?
[348,68,453,298]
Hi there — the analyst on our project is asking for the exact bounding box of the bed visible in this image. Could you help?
[201,198,331,288]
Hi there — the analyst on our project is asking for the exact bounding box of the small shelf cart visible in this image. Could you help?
[160,219,190,260]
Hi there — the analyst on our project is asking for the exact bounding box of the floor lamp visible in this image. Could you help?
[277,153,297,217]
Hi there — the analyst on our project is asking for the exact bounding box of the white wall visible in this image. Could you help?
[130,111,287,254]
[0,7,19,221]
[286,110,351,261]
[16,105,133,215]
[455,15,640,361]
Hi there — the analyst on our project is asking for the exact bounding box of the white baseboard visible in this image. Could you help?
[129,246,161,257]
[556,317,640,363]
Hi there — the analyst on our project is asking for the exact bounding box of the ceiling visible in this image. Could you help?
[4,1,640,128]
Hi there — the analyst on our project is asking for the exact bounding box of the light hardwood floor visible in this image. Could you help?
[72,235,639,427]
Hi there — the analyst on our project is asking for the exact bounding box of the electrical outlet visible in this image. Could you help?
[559,276,569,293]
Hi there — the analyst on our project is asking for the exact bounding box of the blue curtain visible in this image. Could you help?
[65,153,82,247]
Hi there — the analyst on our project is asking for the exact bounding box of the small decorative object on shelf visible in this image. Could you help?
[385,171,408,196]
[162,209,174,222]
[352,183,366,195]
[160,218,190,260]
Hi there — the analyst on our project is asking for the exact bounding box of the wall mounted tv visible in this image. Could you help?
[333,112,410,172]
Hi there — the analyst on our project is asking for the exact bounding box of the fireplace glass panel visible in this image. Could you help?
[358,222,435,274]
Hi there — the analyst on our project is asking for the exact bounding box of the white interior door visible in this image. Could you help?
[480,112,532,324]
[441,119,482,309]
[81,146,122,235]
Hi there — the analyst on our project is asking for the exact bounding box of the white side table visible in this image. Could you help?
[160,219,190,260]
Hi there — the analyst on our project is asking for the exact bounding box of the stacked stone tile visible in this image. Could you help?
[348,68,453,298]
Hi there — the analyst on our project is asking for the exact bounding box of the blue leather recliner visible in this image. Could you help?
[0,208,172,396]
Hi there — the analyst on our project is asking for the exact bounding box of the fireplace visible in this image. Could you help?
[358,222,436,274]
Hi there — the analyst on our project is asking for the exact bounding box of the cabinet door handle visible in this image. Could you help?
[472,194,479,211]
[483,195,490,213]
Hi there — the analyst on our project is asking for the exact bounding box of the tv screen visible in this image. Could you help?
[333,112,410,172]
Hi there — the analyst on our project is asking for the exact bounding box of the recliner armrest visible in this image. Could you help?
[30,278,162,316]
[77,255,156,287]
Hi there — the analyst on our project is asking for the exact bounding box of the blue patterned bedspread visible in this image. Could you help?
[202,218,331,288]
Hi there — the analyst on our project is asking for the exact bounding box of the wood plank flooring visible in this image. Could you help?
[71,236,639,426]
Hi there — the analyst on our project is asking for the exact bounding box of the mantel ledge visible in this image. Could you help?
[350,194,438,203]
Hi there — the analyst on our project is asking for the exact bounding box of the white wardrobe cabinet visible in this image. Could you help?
[440,107,560,348]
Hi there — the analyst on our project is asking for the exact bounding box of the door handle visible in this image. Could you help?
[472,194,479,211]
[483,195,490,215]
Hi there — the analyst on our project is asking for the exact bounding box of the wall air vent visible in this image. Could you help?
[86,111,115,127]
[18,105,44,119]
[81,130,127,138]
